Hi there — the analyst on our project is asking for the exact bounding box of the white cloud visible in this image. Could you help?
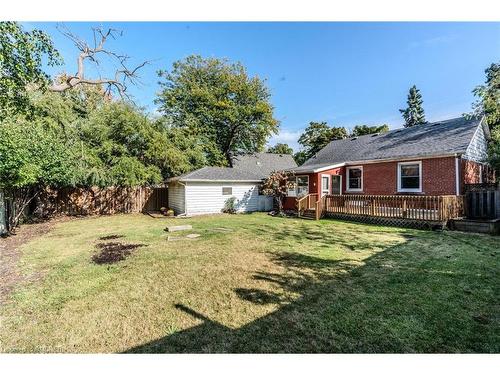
[408,35,456,50]
[267,129,304,152]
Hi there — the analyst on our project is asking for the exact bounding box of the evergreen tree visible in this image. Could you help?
[399,85,426,127]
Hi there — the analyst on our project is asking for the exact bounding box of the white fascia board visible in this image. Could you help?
[177,179,262,183]
[312,163,346,173]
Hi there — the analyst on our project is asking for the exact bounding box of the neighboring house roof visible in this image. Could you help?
[232,153,297,179]
[292,116,487,173]
[169,153,297,182]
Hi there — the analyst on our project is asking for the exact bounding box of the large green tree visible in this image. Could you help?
[156,55,279,166]
[293,151,308,166]
[470,62,500,177]
[267,143,293,155]
[399,85,426,127]
[351,124,389,136]
[298,121,348,159]
[0,21,62,119]
[0,116,77,229]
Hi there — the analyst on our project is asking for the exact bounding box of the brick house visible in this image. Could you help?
[283,116,492,210]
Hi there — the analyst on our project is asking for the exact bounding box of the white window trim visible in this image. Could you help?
[346,166,363,192]
[320,174,330,196]
[397,161,423,193]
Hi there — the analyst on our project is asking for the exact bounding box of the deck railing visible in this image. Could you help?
[322,194,463,222]
[297,193,318,216]
[296,194,464,221]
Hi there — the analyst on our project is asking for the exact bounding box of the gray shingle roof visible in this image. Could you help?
[170,153,297,182]
[232,153,297,178]
[292,116,483,173]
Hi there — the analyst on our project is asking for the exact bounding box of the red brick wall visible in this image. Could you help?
[343,157,457,195]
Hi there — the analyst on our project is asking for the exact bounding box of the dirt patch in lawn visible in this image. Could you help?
[92,242,145,264]
[98,234,124,241]
[0,217,73,305]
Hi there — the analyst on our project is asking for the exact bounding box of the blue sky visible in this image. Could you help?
[28,22,500,150]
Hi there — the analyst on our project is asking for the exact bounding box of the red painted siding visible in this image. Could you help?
[283,167,342,210]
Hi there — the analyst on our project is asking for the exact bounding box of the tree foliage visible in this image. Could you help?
[399,85,426,127]
[0,22,62,119]
[470,62,500,177]
[267,143,293,155]
[298,121,348,159]
[261,170,295,214]
[351,124,389,136]
[293,150,308,166]
[156,55,279,166]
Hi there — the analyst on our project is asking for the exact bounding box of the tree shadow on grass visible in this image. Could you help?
[124,230,499,353]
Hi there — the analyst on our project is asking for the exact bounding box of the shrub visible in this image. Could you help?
[222,197,237,214]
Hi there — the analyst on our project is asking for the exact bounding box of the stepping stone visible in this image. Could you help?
[213,227,233,232]
[186,233,201,239]
[166,225,192,232]
[167,236,183,241]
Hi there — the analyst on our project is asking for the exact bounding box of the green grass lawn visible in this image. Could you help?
[1,213,498,353]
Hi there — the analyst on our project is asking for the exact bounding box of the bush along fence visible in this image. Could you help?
[1,186,168,234]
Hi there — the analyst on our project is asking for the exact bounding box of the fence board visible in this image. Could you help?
[34,186,167,218]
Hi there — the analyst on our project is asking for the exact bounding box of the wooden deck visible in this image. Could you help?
[297,194,464,224]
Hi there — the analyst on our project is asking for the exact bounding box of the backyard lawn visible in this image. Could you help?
[0,213,498,353]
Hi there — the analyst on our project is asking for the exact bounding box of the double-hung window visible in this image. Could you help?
[287,176,309,197]
[397,161,422,193]
[346,167,363,192]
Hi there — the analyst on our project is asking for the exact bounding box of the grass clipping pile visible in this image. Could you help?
[92,235,144,265]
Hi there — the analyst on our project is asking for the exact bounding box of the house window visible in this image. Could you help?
[296,176,309,197]
[287,176,309,197]
[346,167,363,192]
[222,187,232,195]
[397,161,422,193]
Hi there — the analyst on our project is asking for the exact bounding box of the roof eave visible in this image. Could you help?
[169,179,263,183]
[345,152,463,165]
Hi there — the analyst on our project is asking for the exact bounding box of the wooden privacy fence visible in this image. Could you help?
[35,186,168,217]
[464,183,500,219]
[320,194,464,222]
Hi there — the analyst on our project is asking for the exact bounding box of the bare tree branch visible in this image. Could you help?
[49,25,149,99]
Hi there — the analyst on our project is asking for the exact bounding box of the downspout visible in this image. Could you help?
[455,156,461,196]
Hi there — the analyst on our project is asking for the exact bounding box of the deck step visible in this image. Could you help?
[300,209,317,219]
